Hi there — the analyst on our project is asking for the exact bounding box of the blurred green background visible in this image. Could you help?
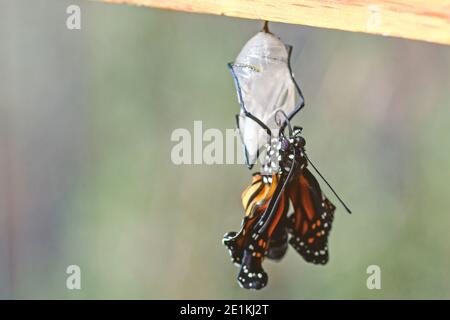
[1,0,450,299]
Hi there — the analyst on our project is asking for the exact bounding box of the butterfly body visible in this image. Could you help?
[261,127,307,177]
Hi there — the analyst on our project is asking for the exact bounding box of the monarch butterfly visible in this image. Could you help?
[224,24,351,290]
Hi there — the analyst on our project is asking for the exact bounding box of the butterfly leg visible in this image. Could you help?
[254,175,290,261]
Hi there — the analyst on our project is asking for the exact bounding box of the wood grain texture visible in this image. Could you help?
[92,0,450,45]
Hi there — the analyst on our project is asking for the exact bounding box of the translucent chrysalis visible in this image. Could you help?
[228,31,304,167]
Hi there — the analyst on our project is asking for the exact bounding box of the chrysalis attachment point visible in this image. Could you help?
[262,21,270,33]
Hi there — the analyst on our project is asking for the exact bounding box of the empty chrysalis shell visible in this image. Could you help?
[230,31,299,166]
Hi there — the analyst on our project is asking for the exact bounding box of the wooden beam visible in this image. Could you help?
[93,0,450,45]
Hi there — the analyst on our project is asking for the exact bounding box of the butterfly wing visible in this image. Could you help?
[266,210,288,261]
[287,168,336,265]
[223,173,276,265]
[223,173,289,289]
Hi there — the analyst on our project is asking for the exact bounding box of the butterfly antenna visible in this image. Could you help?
[305,154,352,214]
